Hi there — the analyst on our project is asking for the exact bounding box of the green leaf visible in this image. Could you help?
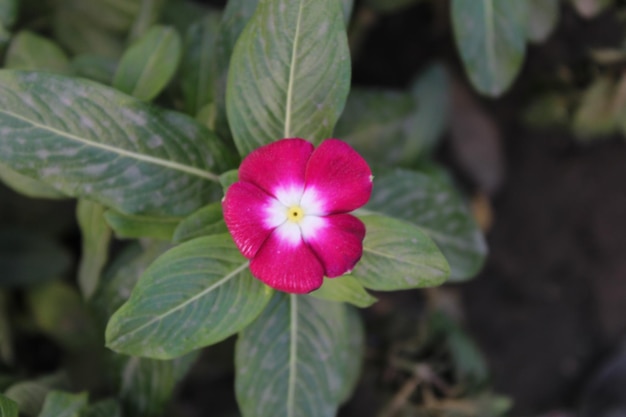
[0,163,67,199]
[39,391,87,417]
[70,54,117,85]
[451,0,527,96]
[4,382,48,417]
[341,0,353,24]
[114,353,197,417]
[0,70,224,217]
[127,0,167,42]
[113,25,182,101]
[573,76,618,139]
[310,276,377,308]
[335,306,364,403]
[106,234,273,359]
[0,0,17,29]
[0,394,18,417]
[0,229,72,288]
[5,31,71,74]
[26,282,97,350]
[236,294,360,417]
[351,213,449,291]
[104,210,180,241]
[219,169,239,193]
[180,11,221,115]
[366,169,487,281]
[172,202,227,243]
[226,0,351,155]
[526,0,559,43]
[77,200,112,299]
[79,399,122,417]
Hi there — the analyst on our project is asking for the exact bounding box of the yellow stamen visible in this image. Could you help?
[286,205,304,223]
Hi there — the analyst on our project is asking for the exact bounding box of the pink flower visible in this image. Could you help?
[222,138,373,294]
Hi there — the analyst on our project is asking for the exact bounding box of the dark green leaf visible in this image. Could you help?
[0,0,17,29]
[106,234,272,359]
[0,393,18,417]
[113,25,182,101]
[341,0,353,24]
[226,0,351,155]
[0,229,72,287]
[0,70,224,217]
[172,202,227,243]
[4,382,48,417]
[451,0,527,96]
[114,353,197,417]
[352,213,449,290]
[79,399,122,417]
[335,306,364,403]
[180,11,221,115]
[236,293,359,417]
[219,169,238,193]
[367,169,487,281]
[128,0,167,42]
[104,210,180,241]
[5,31,70,74]
[70,54,117,85]
[77,200,112,299]
[39,391,87,417]
[310,276,377,308]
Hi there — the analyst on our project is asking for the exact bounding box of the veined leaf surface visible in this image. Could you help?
[226,0,350,155]
[0,70,224,217]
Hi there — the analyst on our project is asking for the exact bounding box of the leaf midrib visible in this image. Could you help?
[283,0,305,138]
[109,261,249,346]
[0,108,219,182]
[287,294,298,417]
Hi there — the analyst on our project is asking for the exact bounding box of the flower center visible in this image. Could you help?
[286,205,305,223]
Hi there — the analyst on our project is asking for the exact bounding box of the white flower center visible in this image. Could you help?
[264,185,326,245]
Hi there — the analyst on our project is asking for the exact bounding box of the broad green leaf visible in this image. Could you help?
[573,76,618,139]
[404,63,449,160]
[70,54,117,85]
[5,31,71,74]
[219,169,239,193]
[352,213,449,291]
[113,25,182,101]
[0,22,9,52]
[227,0,351,155]
[0,0,17,29]
[114,352,197,417]
[335,89,416,165]
[526,0,559,43]
[128,0,167,42]
[180,11,221,115]
[172,202,227,243]
[366,169,487,281]
[161,0,211,33]
[79,399,122,417]
[341,0,353,25]
[59,0,140,33]
[4,382,48,417]
[0,70,225,217]
[451,0,527,96]
[0,394,18,417]
[213,0,260,137]
[335,307,364,403]
[39,391,87,417]
[236,294,359,417]
[0,163,66,199]
[77,200,112,299]
[26,282,97,350]
[0,229,72,287]
[310,276,377,308]
[106,234,273,359]
[104,210,180,241]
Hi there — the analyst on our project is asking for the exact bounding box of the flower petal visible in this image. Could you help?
[222,182,280,259]
[250,228,324,293]
[304,139,373,213]
[304,214,366,278]
[239,138,314,198]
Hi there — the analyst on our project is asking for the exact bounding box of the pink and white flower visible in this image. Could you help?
[222,138,373,294]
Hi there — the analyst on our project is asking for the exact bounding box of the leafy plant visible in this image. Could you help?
[0,0,589,415]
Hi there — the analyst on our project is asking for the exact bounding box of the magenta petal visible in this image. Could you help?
[304,139,373,213]
[250,232,324,293]
[222,182,277,259]
[305,214,366,278]
[238,138,314,197]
